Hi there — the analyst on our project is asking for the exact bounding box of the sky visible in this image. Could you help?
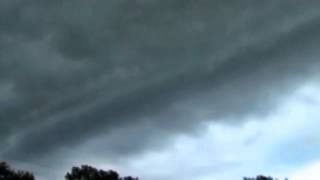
[0,0,320,179]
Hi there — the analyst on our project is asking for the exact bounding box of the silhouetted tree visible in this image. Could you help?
[0,161,35,180]
[121,176,139,180]
[256,175,273,180]
[244,175,287,180]
[65,165,120,180]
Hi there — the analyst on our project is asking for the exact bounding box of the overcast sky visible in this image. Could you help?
[1,0,320,180]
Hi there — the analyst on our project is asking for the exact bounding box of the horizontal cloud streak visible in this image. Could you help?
[0,2,320,179]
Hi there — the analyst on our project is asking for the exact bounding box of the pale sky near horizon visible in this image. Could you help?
[1,0,320,179]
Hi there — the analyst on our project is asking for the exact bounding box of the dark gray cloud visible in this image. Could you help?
[1,0,320,176]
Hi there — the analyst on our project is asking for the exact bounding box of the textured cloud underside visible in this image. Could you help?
[0,0,320,164]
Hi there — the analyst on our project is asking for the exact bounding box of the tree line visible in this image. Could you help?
[0,162,137,180]
[0,161,289,180]
[243,176,289,180]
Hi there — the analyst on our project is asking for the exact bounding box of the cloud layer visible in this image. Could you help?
[1,0,320,179]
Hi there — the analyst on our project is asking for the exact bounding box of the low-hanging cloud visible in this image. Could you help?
[1,0,320,168]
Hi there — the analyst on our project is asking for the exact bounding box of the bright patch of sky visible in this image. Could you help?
[114,82,320,180]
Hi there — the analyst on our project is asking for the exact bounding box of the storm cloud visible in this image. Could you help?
[1,0,320,178]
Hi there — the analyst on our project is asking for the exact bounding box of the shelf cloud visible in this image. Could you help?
[1,0,320,179]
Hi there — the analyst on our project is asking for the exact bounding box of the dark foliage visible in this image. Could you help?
[256,175,273,180]
[2,161,289,180]
[120,176,139,180]
[0,162,35,180]
[65,165,119,180]
[1,162,139,180]
[65,165,138,180]
[244,175,288,180]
